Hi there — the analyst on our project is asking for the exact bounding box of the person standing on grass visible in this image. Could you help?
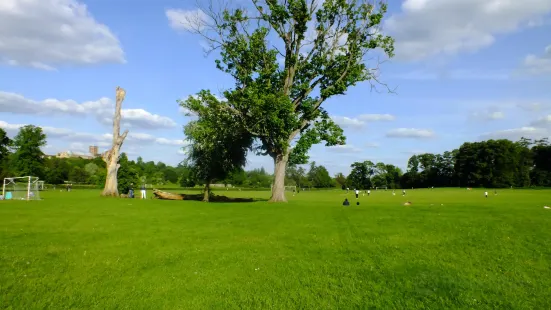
[402,189,406,196]
[140,184,146,199]
[484,191,488,198]
[367,189,371,197]
[355,188,360,199]
[129,183,134,198]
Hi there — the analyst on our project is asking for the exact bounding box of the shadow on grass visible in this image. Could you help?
[184,194,267,203]
[152,190,267,203]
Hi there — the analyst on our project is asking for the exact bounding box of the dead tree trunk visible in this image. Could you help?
[101,86,129,197]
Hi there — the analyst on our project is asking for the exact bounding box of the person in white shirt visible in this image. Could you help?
[140,184,147,199]
[484,191,488,198]
[355,189,359,199]
[367,189,371,196]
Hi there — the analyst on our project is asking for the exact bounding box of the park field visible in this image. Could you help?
[1,188,550,309]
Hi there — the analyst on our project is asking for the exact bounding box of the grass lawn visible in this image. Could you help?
[1,188,550,309]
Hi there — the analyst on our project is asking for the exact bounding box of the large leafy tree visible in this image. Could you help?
[183,0,394,201]
[180,90,253,201]
[347,160,374,189]
[11,125,47,178]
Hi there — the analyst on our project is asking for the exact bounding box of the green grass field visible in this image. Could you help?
[1,188,550,309]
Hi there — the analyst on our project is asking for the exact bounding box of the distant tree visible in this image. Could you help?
[163,168,179,184]
[0,128,12,178]
[181,90,253,201]
[69,166,88,183]
[84,163,99,176]
[286,165,307,189]
[178,166,197,188]
[184,0,395,201]
[334,173,347,188]
[347,161,374,189]
[117,153,139,194]
[227,169,248,186]
[246,168,273,188]
[307,162,334,188]
[11,125,46,178]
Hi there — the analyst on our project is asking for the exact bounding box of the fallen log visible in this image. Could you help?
[153,189,185,200]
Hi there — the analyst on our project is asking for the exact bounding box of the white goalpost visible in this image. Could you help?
[2,176,41,201]
[271,185,297,192]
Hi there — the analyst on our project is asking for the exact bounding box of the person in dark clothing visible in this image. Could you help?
[343,198,350,206]
[129,183,134,198]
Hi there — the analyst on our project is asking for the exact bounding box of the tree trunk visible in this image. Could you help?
[203,182,211,202]
[101,86,129,197]
[270,153,289,202]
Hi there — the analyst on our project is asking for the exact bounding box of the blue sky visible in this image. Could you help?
[1,0,550,175]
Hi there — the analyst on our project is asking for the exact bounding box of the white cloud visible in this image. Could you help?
[365,142,380,148]
[0,91,177,130]
[516,102,551,112]
[402,150,426,155]
[331,114,395,129]
[385,0,551,61]
[331,116,365,129]
[358,114,396,122]
[386,128,435,139]
[119,109,177,129]
[326,145,362,153]
[166,8,208,31]
[0,0,125,69]
[0,121,185,149]
[155,137,188,146]
[480,127,550,141]
[470,108,505,121]
[522,44,551,75]
[530,115,551,128]
[391,69,510,80]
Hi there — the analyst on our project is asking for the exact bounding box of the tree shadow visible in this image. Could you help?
[184,193,267,203]
[153,190,267,203]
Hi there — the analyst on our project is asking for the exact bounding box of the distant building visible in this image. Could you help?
[89,146,99,157]
[46,145,101,160]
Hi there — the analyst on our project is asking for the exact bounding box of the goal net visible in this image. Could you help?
[2,176,41,201]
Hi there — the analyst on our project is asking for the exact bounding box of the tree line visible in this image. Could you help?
[2,125,550,196]
[401,138,551,188]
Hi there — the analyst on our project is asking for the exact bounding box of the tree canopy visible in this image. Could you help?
[11,125,47,178]
[180,90,254,201]
[184,0,395,201]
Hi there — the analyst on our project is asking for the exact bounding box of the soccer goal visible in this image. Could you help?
[269,185,297,192]
[2,176,41,201]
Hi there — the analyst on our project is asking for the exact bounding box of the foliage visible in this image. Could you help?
[178,165,197,188]
[187,0,395,200]
[401,138,551,188]
[347,160,374,189]
[180,90,253,200]
[11,125,47,178]
[0,128,12,179]
[307,161,334,188]
[334,172,347,188]
[117,153,139,194]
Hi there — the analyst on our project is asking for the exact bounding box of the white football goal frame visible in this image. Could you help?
[2,176,41,201]
[270,185,297,192]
